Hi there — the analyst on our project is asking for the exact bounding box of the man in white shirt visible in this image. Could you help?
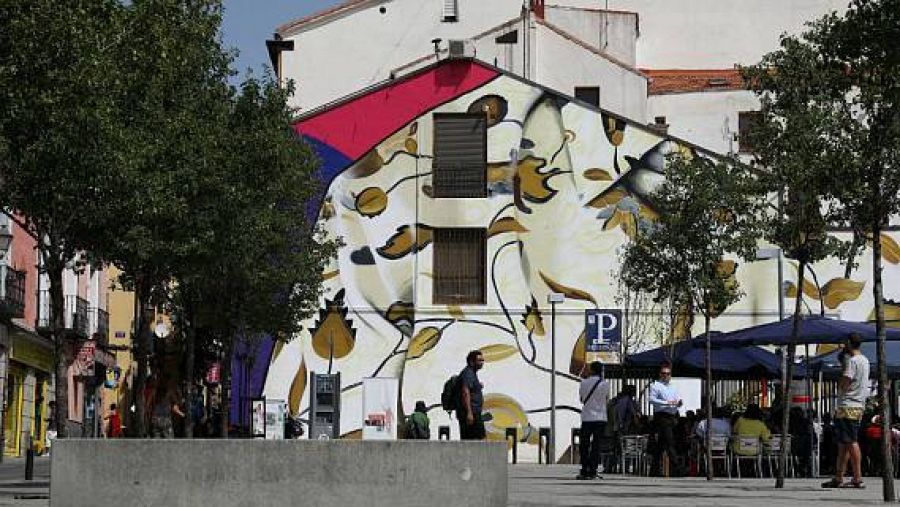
[577,361,610,480]
[823,333,870,489]
[648,362,682,477]
[695,406,731,440]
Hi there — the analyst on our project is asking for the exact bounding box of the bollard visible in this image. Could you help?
[538,427,551,465]
[24,436,33,481]
[570,427,580,464]
[438,425,450,441]
[505,427,518,464]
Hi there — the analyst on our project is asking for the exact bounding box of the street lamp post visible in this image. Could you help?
[547,292,564,464]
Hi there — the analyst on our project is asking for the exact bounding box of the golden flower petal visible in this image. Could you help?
[821,278,865,309]
[479,344,518,362]
[539,271,597,304]
[404,138,418,155]
[407,327,442,360]
[376,224,434,260]
[287,359,307,416]
[355,187,388,217]
[586,188,628,209]
[488,217,530,237]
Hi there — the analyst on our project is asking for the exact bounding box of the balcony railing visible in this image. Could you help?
[0,266,26,319]
[36,290,90,337]
[89,307,109,346]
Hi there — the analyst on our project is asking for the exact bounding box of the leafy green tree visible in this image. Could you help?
[173,75,338,437]
[0,0,125,437]
[814,1,900,499]
[620,153,762,480]
[742,38,847,487]
[86,0,235,436]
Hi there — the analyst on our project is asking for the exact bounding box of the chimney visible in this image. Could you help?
[530,0,545,19]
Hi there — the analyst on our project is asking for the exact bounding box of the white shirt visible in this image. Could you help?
[648,380,680,415]
[839,353,870,408]
[579,376,610,422]
[695,417,731,439]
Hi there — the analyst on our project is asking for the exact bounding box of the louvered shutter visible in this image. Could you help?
[433,114,487,198]
[433,228,486,304]
[442,0,458,21]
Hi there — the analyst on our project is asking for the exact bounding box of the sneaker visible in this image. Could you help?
[595,475,604,480]
[821,479,842,488]
[575,473,594,480]
[840,481,865,489]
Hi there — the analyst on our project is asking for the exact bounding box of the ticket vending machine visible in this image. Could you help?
[308,372,341,440]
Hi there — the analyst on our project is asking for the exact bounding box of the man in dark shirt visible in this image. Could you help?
[458,350,486,440]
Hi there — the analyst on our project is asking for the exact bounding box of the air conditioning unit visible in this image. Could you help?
[447,39,473,59]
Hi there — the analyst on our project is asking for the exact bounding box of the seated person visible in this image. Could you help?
[695,406,731,442]
[732,404,771,455]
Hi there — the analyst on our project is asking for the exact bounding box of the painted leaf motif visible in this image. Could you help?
[717,260,737,277]
[479,344,517,362]
[602,113,626,147]
[448,305,465,320]
[321,198,336,220]
[287,359,307,416]
[355,187,388,217]
[385,301,415,336]
[570,331,586,376]
[868,300,900,328]
[517,156,561,203]
[603,211,622,231]
[583,168,613,181]
[407,327,442,360]
[467,95,508,127]
[586,188,628,209]
[376,224,434,260]
[487,163,512,183]
[521,297,546,337]
[341,429,363,440]
[404,138,418,155]
[311,290,356,360]
[540,272,597,304]
[881,234,900,264]
[322,270,339,281]
[784,278,820,299]
[347,149,384,178]
[271,341,285,362]
[488,217,529,237]
[821,278,865,309]
[482,394,529,444]
[639,204,660,222]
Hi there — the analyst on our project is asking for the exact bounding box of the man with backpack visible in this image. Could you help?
[578,361,610,480]
[457,350,486,440]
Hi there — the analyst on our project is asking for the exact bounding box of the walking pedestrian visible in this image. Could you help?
[104,403,123,438]
[822,333,869,489]
[458,350,485,440]
[577,361,610,480]
[649,362,682,477]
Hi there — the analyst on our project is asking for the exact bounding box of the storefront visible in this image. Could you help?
[5,332,53,456]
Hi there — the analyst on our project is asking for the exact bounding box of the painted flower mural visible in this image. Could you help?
[262,60,900,461]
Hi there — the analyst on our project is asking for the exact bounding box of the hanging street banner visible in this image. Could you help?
[585,309,622,354]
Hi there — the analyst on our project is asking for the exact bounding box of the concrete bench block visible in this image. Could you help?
[50,439,508,507]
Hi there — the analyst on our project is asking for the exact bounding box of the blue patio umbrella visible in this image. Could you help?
[807,340,900,379]
[625,336,805,378]
[704,315,900,348]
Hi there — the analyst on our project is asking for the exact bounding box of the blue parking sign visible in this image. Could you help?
[585,309,622,353]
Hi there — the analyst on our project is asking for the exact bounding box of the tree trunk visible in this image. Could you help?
[777,259,805,488]
[47,261,68,438]
[704,314,713,481]
[220,338,233,439]
[183,300,195,439]
[132,280,149,437]
[872,226,896,502]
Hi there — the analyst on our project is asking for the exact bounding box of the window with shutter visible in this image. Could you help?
[433,113,487,198]
[433,228,486,305]
[442,0,458,21]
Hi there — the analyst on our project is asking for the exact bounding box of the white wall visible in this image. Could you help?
[543,5,637,66]
[535,23,647,120]
[281,0,525,112]
[602,0,847,68]
[647,90,759,155]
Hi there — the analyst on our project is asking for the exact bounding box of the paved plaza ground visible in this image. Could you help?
[0,457,891,506]
[510,464,888,506]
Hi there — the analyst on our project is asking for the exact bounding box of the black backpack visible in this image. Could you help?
[441,375,460,414]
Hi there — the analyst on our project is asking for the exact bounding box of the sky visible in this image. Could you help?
[221,0,339,81]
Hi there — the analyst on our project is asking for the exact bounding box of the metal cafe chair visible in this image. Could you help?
[620,435,649,476]
[703,435,731,478]
[733,436,763,478]
[764,434,794,478]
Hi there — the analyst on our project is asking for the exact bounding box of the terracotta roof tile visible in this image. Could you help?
[643,69,746,95]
